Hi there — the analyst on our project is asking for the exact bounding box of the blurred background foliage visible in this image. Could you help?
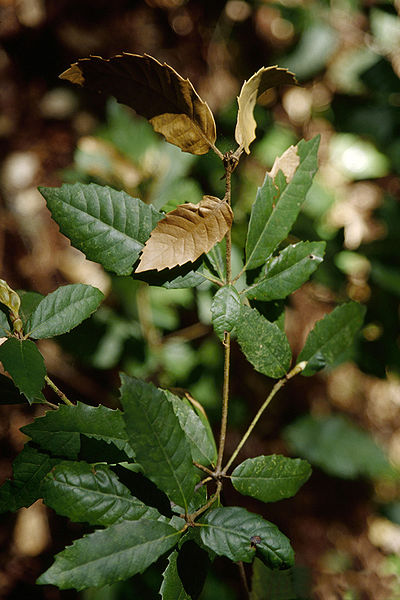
[1,0,400,598]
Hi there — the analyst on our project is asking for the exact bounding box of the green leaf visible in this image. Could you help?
[200,507,294,569]
[245,241,326,301]
[120,375,197,510]
[0,373,26,404]
[231,455,311,503]
[284,414,393,480]
[0,310,10,336]
[165,391,217,467]
[42,461,158,525]
[37,519,181,590]
[245,137,320,270]
[211,285,241,340]
[250,558,311,600]
[298,301,366,376]
[0,338,46,404]
[160,551,190,600]
[39,183,163,276]
[245,174,278,271]
[26,284,104,339]
[236,306,291,378]
[21,402,133,459]
[0,445,58,513]
[17,291,44,327]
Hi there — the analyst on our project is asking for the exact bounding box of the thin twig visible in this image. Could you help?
[216,331,231,472]
[45,375,74,406]
[215,158,235,473]
[190,480,222,521]
[193,462,215,477]
[223,362,307,472]
[237,561,250,599]
[224,165,233,283]
[198,271,225,287]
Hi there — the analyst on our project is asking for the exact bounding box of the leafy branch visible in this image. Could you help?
[0,53,369,597]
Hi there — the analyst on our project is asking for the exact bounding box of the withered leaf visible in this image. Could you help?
[268,144,300,182]
[136,196,233,272]
[235,66,297,154]
[60,53,217,156]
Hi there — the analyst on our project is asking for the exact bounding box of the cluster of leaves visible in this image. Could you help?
[0,54,367,596]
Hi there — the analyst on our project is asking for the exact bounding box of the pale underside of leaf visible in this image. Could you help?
[268,145,300,182]
[136,196,233,272]
[235,66,297,154]
[60,53,217,155]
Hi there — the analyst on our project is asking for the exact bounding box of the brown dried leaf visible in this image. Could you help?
[268,144,300,182]
[60,53,217,156]
[136,196,233,272]
[235,66,297,154]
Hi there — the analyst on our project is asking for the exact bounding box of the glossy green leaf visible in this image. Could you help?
[0,445,58,513]
[284,414,393,480]
[231,455,311,503]
[236,306,291,378]
[298,301,366,376]
[211,285,241,340]
[245,137,320,271]
[200,507,294,569]
[160,550,190,600]
[245,174,277,271]
[245,241,325,301]
[251,558,311,600]
[42,461,158,525]
[120,375,197,510]
[21,402,133,459]
[0,338,46,404]
[39,183,163,276]
[26,284,104,339]
[37,519,181,590]
[165,391,217,467]
[0,373,26,404]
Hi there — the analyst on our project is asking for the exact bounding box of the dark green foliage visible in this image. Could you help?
[231,455,312,503]
[39,183,163,276]
[42,461,159,525]
[37,519,181,590]
[22,402,133,459]
[0,445,58,513]
[298,301,367,376]
[245,241,326,301]
[120,375,198,511]
[0,338,46,403]
[27,284,104,339]
[200,507,294,569]
[236,305,292,378]
[245,137,320,270]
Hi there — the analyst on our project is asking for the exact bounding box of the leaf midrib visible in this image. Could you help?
[135,393,191,510]
[59,528,180,575]
[61,197,145,246]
